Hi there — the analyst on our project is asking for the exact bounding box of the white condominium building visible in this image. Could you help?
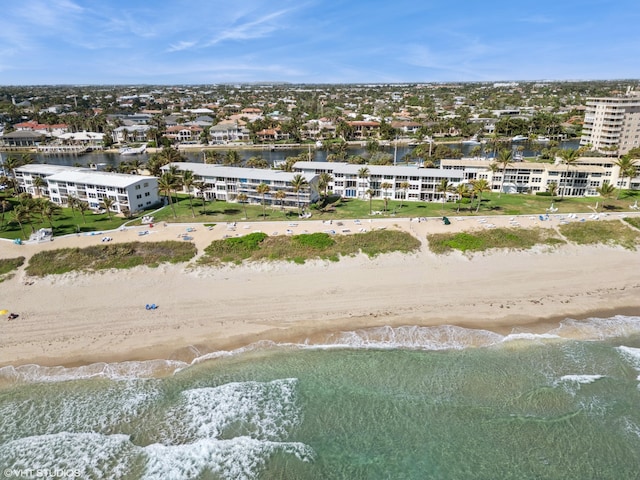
[293,161,464,202]
[162,162,319,208]
[580,89,640,155]
[14,164,159,214]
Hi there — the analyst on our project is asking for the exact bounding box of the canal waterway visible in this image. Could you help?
[3,140,580,169]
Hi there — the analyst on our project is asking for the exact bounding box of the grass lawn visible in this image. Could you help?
[2,189,640,241]
[149,191,640,225]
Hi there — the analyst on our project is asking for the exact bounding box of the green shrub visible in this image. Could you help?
[26,241,197,276]
[0,257,25,276]
[293,232,335,249]
[428,228,564,254]
[559,220,640,250]
[624,217,640,230]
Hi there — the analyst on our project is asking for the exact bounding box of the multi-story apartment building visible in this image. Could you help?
[295,157,637,201]
[440,159,613,197]
[580,89,640,155]
[162,163,319,208]
[14,164,159,214]
[293,161,463,202]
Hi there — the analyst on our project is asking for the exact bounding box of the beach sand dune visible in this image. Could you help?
[1,214,639,367]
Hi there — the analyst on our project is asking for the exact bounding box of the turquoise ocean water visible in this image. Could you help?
[1,315,640,479]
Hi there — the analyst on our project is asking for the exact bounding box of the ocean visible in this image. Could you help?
[1,315,639,479]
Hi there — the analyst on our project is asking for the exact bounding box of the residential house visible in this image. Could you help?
[164,125,203,144]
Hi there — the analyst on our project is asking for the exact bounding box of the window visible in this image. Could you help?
[135,185,141,190]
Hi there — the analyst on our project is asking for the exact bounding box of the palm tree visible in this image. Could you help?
[237,192,249,219]
[256,183,270,219]
[11,206,30,239]
[101,197,115,220]
[193,180,207,209]
[41,201,61,228]
[496,149,513,197]
[77,201,89,224]
[146,147,183,176]
[0,199,11,228]
[455,183,468,213]
[204,150,224,164]
[614,155,638,199]
[128,158,143,174]
[317,172,333,201]
[436,178,452,214]
[547,181,558,197]
[158,171,179,218]
[381,181,392,212]
[224,150,241,166]
[469,145,482,159]
[596,181,616,210]
[2,155,22,187]
[290,174,308,214]
[357,167,370,200]
[559,148,580,198]
[181,169,196,217]
[366,188,375,215]
[33,176,47,197]
[399,181,410,209]
[275,189,287,213]
[66,195,79,219]
[471,179,490,213]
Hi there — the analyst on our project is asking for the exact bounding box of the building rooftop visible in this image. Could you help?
[47,169,153,188]
[293,161,463,178]
[165,162,318,183]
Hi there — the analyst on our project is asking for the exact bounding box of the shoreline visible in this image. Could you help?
[1,214,639,370]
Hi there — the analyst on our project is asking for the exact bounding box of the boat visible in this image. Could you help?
[533,136,551,143]
[462,135,482,145]
[511,135,528,142]
[119,145,147,155]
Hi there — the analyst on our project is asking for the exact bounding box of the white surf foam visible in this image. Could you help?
[316,325,504,351]
[186,317,640,367]
[0,381,160,444]
[0,432,136,479]
[617,346,640,385]
[142,436,314,480]
[0,359,187,384]
[552,315,640,342]
[162,378,301,445]
[558,374,605,384]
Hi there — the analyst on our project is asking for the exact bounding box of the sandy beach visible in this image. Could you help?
[1,212,639,368]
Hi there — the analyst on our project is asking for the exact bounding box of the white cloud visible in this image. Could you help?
[167,41,197,53]
[205,9,291,46]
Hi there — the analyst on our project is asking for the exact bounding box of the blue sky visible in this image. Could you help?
[1,0,638,85]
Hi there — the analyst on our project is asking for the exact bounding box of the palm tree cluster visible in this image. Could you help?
[4,193,62,239]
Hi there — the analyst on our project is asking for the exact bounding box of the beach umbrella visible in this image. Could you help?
[0,310,8,315]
